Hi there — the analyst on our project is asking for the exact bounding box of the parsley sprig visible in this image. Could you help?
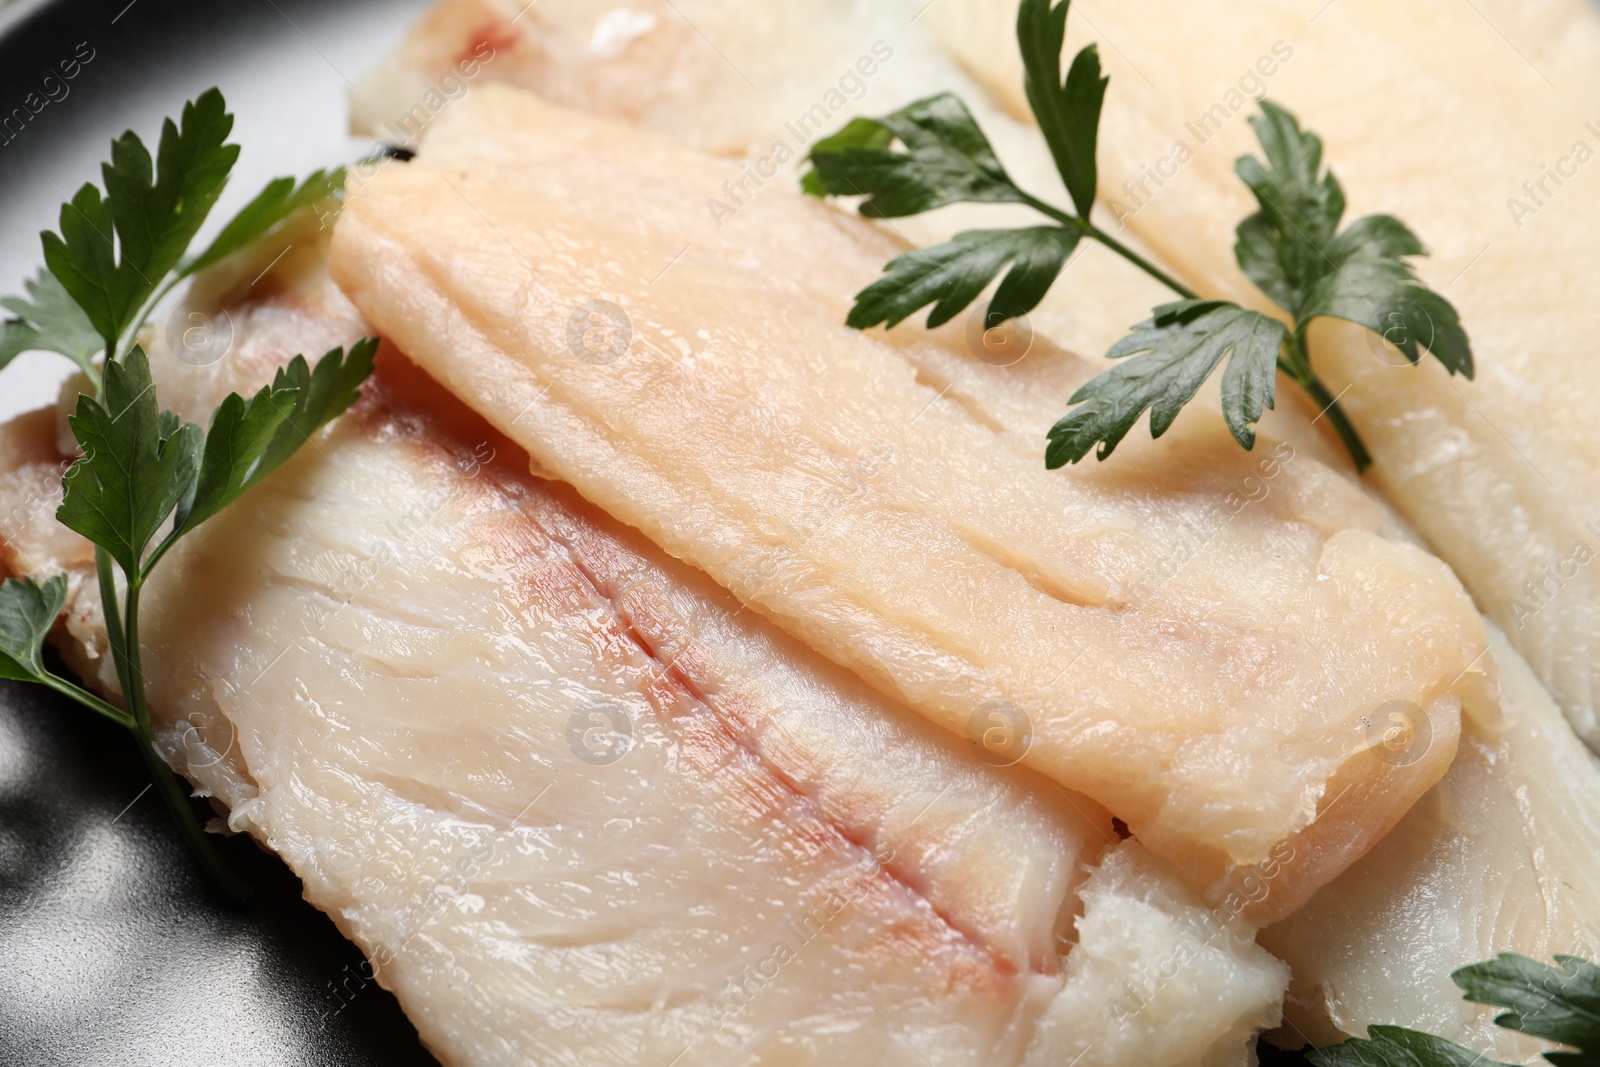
[2,89,345,385]
[1304,953,1600,1066]
[802,0,1471,472]
[0,88,374,899]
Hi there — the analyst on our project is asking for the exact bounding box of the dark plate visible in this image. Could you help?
[0,1,438,1063]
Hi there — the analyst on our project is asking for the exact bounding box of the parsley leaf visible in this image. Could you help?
[39,183,120,359]
[799,117,890,196]
[1454,954,1600,1065]
[184,167,344,278]
[1018,0,1107,218]
[802,93,1029,218]
[0,575,68,684]
[0,269,103,378]
[1233,100,1344,313]
[1047,300,1285,464]
[0,86,374,900]
[0,572,132,730]
[45,337,374,898]
[172,376,299,536]
[168,339,377,542]
[805,0,1467,473]
[55,347,202,578]
[1299,216,1473,376]
[1235,101,1472,378]
[16,92,337,382]
[1308,1025,1512,1067]
[42,88,237,357]
[1302,954,1600,1066]
[848,227,1083,330]
[48,337,373,903]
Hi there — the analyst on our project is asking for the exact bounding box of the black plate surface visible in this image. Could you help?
[0,1,437,1063]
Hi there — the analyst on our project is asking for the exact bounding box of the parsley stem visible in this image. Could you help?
[96,547,131,697]
[41,673,134,729]
[1015,190,1081,228]
[1083,227,1200,302]
[1021,186,1372,470]
[120,573,252,901]
[119,274,185,365]
[1014,185,1376,469]
[1278,333,1371,472]
[1014,191,1201,301]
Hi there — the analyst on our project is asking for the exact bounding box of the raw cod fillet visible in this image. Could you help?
[351,0,938,160]
[0,236,1289,1065]
[908,1,1600,1057]
[330,83,1492,921]
[1024,840,1288,1067]
[348,0,1359,472]
[340,2,1600,1060]
[925,0,1600,752]
[1262,626,1600,1064]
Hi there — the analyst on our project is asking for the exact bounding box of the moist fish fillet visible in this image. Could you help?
[348,0,1360,474]
[1023,840,1287,1067]
[0,237,1288,1065]
[351,0,939,160]
[1262,626,1600,1065]
[337,3,1592,1059]
[330,84,1492,921]
[925,0,1600,751]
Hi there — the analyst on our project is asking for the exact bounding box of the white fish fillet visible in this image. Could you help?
[1262,626,1600,1064]
[925,0,1600,752]
[348,0,1361,474]
[330,83,1493,921]
[351,0,1017,164]
[0,238,1288,1065]
[918,4,1600,1056]
[1026,841,1288,1067]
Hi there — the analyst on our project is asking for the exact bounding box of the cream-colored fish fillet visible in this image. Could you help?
[925,0,1600,752]
[332,2,1599,1059]
[1263,626,1600,1065]
[330,85,1492,920]
[0,229,1288,1067]
[346,0,1351,470]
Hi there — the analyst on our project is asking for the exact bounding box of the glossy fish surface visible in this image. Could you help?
[331,84,1491,920]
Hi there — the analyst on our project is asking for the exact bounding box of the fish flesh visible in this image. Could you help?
[925,0,1600,752]
[0,232,1288,1065]
[350,0,1026,166]
[346,0,1133,329]
[330,82,1492,920]
[350,0,1364,480]
[1023,840,1288,1067]
[1262,625,1600,1064]
[912,3,1600,1058]
[387,0,1600,1049]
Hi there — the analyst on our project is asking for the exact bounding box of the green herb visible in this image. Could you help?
[0,88,373,899]
[42,89,236,364]
[1451,953,1600,1065]
[1057,300,1284,458]
[0,574,128,726]
[11,86,346,373]
[1307,1025,1508,1066]
[800,95,1032,216]
[1300,954,1600,1066]
[846,227,1082,330]
[183,167,344,277]
[802,0,1471,472]
[1018,0,1105,218]
[0,270,102,382]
